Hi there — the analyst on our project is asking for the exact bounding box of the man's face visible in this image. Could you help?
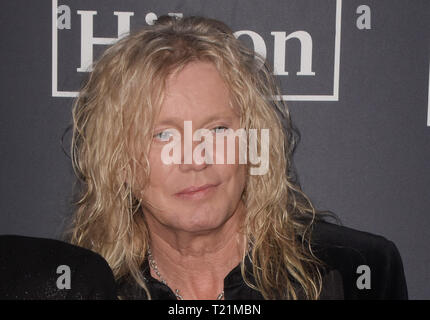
[140,61,247,234]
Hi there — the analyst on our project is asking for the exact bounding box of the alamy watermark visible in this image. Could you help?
[56,264,71,290]
[158,121,269,176]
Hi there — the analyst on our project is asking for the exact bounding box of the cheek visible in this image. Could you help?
[212,136,246,165]
[218,163,247,198]
[142,147,174,196]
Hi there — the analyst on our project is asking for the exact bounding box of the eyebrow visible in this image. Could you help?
[155,113,236,128]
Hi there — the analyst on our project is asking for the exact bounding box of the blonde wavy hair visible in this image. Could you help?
[66,15,337,300]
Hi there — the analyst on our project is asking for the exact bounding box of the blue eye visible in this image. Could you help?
[212,126,228,134]
[154,130,174,142]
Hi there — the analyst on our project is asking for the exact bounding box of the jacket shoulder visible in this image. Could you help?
[308,220,408,300]
[0,235,117,299]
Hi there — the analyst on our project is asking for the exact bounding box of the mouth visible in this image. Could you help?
[174,183,220,200]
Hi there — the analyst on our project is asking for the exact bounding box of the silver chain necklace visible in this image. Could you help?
[147,248,224,300]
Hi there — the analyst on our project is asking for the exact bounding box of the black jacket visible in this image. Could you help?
[117,220,408,300]
[0,219,408,300]
[0,235,117,299]
[311,220,408,299]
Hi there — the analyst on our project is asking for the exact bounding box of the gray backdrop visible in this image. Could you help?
[0,0,428,299]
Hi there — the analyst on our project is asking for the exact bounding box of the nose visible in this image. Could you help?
[179,138,211,172]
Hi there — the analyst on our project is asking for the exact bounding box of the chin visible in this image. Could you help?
[177,210,229,234]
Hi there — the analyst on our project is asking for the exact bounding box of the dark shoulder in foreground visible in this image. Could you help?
[308,219,408,300]
[0,234,117,300]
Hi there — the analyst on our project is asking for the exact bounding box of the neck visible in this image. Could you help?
[146,203,246,299]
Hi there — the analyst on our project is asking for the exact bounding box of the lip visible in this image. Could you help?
[175,183,219,199]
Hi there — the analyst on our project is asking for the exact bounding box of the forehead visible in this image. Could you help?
[156,61,238,123]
